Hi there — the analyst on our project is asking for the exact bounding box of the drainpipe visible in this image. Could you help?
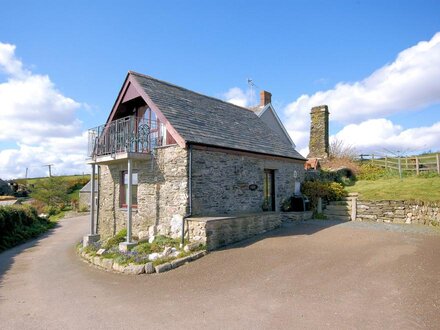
[96,165,100,233]
[90,164,96,235]
[181,144,192,248]
[127,158,133,243]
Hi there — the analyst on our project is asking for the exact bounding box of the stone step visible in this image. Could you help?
[325,204,351,211]
[322,214,351,222]
[324,209,351,216]
[328,201,351,206]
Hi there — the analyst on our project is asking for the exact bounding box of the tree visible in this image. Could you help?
[30,177,70,210]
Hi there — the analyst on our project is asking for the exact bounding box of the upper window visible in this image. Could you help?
[120,171,138,208]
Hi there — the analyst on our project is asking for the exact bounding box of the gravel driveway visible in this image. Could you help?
[0,216,439,329]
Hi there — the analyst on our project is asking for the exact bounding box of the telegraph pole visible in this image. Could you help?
[43,164,54,177]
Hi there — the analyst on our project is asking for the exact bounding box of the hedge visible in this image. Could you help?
[0,205,54,252]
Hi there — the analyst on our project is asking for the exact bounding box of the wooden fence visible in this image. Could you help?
[358,153,440,175]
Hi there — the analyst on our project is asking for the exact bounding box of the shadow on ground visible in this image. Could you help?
[0,224,59,291]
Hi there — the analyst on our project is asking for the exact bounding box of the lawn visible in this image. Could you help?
[346,176,440,201]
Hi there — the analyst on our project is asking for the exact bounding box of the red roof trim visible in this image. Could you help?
[105,72,186,149]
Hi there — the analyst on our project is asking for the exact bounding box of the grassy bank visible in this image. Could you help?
[346,176,440,201]
[0,205,56,252]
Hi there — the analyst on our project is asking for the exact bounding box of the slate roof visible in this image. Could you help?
[130,72,305,160]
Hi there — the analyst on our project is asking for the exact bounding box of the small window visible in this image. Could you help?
[120,171,138,208]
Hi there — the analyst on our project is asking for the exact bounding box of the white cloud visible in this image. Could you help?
[333,119,440,154]
[0,42,88,179]
[283,32,440,156]
[223,87,257,107]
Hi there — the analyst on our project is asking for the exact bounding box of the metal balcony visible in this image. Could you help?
[87,115,162,162]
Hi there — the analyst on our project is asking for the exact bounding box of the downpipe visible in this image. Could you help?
[181,144,192,248]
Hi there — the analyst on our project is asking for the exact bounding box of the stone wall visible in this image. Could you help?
[308,105,329,159]
[79,192,90,211]
[191,147,305,216]
[186,212,282,250]
[355,200,440,226]
[97,145,188,239]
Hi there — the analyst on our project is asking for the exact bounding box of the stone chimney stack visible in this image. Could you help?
[260,90,272,106]
[308,105,329,159]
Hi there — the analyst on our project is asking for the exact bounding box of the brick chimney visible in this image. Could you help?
[308,105,330,159]
[260,90,272,106]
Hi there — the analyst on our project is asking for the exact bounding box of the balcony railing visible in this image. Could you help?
[88,115,162,158]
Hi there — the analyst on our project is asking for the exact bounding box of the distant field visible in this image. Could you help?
[346,176,440,201]
[15,174,89,185]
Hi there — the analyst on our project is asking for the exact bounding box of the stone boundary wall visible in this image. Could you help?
[355,200,440,226]
[187,212,311,250]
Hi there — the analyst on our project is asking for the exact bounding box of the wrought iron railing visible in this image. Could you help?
[88,115,162,158]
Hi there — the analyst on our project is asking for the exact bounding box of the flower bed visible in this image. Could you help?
[77,230,207,275]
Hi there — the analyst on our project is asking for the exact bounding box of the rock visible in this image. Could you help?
[155,262,172,273]
[148,225,157,237]
[148,252,160,261]
[96,248,106,256]
[148,235,155,244]
[145,262,155,274]
[170,214,183,238]
[184,242,202,252]
[124,263,145,275]
[113,262,126,273]
[171,256,191,269]
[163,246,172,256]
[100,258,114,270]
[190,250,207,261]
[170,251,180,258]
[138,231,149,241]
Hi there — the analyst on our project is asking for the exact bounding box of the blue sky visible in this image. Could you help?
[1,0,440,178]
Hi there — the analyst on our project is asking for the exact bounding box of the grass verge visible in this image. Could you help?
[346,176,440,201]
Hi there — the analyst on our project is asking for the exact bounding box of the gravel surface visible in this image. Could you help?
[1,216,439,329]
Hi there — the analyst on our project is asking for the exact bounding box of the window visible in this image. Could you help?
[120,171,138,208]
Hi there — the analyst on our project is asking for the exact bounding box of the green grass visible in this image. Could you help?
[15,174,89,185]
[346,176,440,201]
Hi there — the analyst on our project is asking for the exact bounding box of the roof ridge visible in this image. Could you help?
[128,70,256,115]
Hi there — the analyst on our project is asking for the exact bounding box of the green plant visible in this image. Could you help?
[357,163,387,180]
[30,177,70,211]
[314,213,327,220]
[301,181,347,210]
[103,229,127,249]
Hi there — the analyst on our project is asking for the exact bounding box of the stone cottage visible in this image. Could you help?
[84,71,305,249]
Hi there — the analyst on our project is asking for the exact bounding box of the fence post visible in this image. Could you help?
[437,153,440,175]
[385,156,388,170]
[405,157,408,169]
[372,154,375,164]
[416,157,419,175]
[398,157,402,179]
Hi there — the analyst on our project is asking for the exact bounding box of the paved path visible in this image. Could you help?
[1,216,439,329]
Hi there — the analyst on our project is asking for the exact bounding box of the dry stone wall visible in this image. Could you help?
[355,200,440,226]
[97,145,188,239]
[191,148,305,216]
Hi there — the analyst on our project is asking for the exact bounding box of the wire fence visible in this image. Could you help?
[357,153,440,175]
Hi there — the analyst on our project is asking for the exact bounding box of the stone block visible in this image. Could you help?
[171,256,191,269]
[191,250,207,260]
[83,234,100,248]
[155,262,172,273]
[124,263,145,275]
[119,242,137,252]
[145,262,155,274]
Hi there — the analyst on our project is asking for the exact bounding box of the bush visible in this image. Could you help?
[103,229,127,249]
[357,163,387,180]
[0,205,54,252]
[301,181,347,210]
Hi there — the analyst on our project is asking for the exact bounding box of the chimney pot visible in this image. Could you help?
[260,90,272,106]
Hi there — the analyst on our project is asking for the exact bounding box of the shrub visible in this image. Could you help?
[103,229,127,249]
[301,181,347,210]
[357,163,387,180]
[0,205,54,252]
